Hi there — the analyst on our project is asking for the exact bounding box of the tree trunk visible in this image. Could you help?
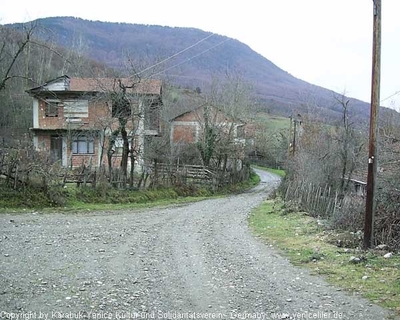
[107,130,119,179]
[120,125,129,185]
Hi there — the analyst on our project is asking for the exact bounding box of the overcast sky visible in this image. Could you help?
[1,0,399,109]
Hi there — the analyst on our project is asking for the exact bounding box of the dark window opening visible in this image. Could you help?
[50,136,62,162]
[237,125,245,138]
[144,101,160,132]
[45,101,59,117]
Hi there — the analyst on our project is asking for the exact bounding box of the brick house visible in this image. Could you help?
[170,105,247,168]
[170,105,245,145]
[27,75,162,170]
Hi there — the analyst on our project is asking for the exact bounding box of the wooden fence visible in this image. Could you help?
[282,180,364,220]
[0,141,244,191]
[149,163,216,187]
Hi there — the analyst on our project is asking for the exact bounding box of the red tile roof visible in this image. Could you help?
[69,77,162,95]
[27,75,162,96]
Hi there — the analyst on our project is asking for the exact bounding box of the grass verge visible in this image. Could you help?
[0,169,260,213]
[218,169,261,194]
[0,184,212,213]
[252,165,286,178]
[249,198,400,316]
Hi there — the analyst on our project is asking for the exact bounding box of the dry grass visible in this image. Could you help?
[249,199,400,315]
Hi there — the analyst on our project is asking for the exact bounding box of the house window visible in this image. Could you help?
[145,102,160,132]
[45,101,59,117]
[236,125,245,138]
[72,137,94,154]
[64,100,89,118]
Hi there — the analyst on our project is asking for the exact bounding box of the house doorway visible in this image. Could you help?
[50,136,62,163]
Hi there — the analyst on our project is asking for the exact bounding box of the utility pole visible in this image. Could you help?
[288,115,293,157]
[364,0,381,250]
[289,113,301,157]
[292,117,297,156]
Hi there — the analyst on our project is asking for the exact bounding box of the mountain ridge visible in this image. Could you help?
[7,16,374,122]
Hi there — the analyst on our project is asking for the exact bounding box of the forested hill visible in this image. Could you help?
[8,16,373,122]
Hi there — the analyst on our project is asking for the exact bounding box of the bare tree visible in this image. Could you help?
[333,93,365,193]
[182,71,253,184]
[0,24,36,92]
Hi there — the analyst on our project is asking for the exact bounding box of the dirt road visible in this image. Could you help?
[0,169,393,319]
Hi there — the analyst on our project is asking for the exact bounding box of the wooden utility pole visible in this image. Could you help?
[289,113,301,157]
[292,117,297,156]
[364,0,382,250]
[288,116,292,156]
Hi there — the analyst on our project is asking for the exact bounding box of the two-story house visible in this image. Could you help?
[27,75,162,170]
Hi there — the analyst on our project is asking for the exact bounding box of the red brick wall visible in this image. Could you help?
[37,99,111,130]
[35,95,145,169]
[174,111,199,122]
[69,136,103,168]
[37,133,101,167]
[70,153,98,167]
[173,107,231,124]
[172,125,197,143]
[37,135,51,151]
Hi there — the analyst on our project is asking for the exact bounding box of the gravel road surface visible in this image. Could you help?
[0,169,394,319]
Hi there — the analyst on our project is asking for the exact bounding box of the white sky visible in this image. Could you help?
[1,0,399,109]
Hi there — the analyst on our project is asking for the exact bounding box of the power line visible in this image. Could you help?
[380,90,400,103]
[136,33,216,77]
[151,38,230,78]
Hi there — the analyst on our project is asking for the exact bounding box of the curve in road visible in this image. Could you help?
[0,168,393,319]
